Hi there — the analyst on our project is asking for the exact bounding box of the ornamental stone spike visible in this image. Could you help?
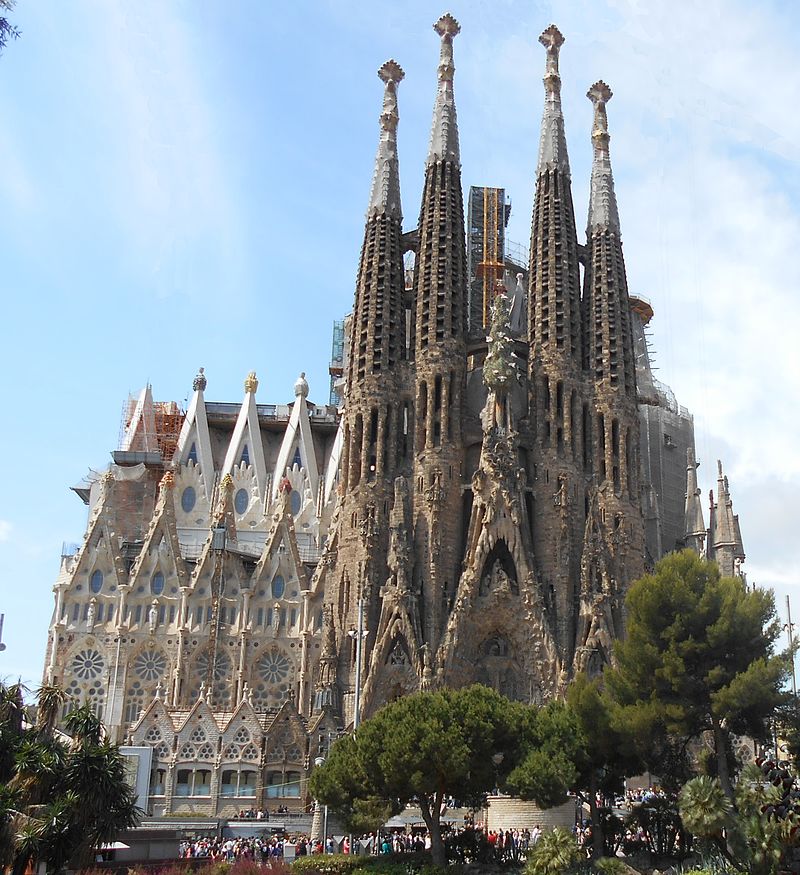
[536,24,570,176]
[367,60,405,219]
[193,367,207,392]
[427,12,461,165]
[586,79,621,234]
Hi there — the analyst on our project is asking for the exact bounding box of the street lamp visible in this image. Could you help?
[313,756,329,853]
[347,592,368,730]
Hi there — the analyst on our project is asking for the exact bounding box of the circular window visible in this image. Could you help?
[234,488,249,515]
[271,575,285,599]
[257,648,291,684]
[151,571,165,596]
[72,649,104,680]
[90,570,103,594]
[181,486,196,513]
[134,648,167,681]
[290,490,302,515]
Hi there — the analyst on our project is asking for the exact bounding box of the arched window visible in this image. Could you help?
[181,486,196,513]
[235,488,249,515]
[271,575,285,599]
[151,571,165,596]
[90,570,103,594]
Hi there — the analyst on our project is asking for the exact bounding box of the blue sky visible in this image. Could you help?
[1,0,799,687]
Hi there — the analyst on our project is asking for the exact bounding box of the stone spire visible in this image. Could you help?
[368,60,404,219]
[537,25,570,175]
[707,460,745,578]
[411,12,468,652]
[427,13,461,165]
[528,24,582,367]
[344,59,408,395]
[583,81,636,398]
[683,447,706,554]
[587,81,621,234]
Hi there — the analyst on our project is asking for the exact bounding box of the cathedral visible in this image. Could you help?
[42,17,745,817]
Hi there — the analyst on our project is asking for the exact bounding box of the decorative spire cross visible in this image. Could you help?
[367,60,404,219]
[427,13,461,165]
[586,80,621,234]
[536,25,570,175]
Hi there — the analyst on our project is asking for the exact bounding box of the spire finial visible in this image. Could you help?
[244,371,258,394]
[586,80,620,234]
[427,13,461,165]
[536,25,570,175]
[539,25,565,89]
[367,60,405,219]
[588,80,613,150]
[193,367,207,392]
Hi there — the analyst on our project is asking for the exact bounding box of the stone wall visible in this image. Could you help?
[485,795,577,832]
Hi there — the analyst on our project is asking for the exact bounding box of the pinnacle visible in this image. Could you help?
[378,59,405,85]
[434,12,460,38]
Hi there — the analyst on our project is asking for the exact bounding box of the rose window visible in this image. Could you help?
[194,649,232,682]
[155,741,171,760]
[178,743,196,760]
[257,648,292,685]
[197,743,215,760]
[242,743,260,761]
[145,726,162,743]
[189,727,207,743]
[134,649,167,682]
[234,726,250,744]
[71,649,104,680]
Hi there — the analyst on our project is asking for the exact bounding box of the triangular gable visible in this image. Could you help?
[128,472,190,590]
[69,473,127,594]
[173,375,214,498]
[129,695,173,735]
[122,385,158,453]
[222,375,268,497]
[272,389,319,502]
[190,475,240,584]
[253,489,308,591]
[323,420,344,506]
[175,698,222,736]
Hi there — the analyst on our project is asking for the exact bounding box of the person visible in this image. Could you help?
[381,836,392,854]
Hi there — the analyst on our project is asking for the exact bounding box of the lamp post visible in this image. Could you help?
[347,591,368,730]
[785,595,797,700]
[313,756,329,853]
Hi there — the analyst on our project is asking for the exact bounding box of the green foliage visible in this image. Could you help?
[0,683,140,875]
[311,685,523,867]
[525,827,582,875]
[609,551,787,797]
[678,765,796,875]
[591,859,628,874]
[291,856,448,875]
[0,0,19,54]
[626,793,689,859]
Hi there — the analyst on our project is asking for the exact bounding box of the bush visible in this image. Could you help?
[525,828,582,875]
[591,860,628,875]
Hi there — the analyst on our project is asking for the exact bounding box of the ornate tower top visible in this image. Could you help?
[192,367,207,392]
[427,13,461,165]
[537,25,570,175]
[684,447,706,548]
[368,60,405,219]
[587,80,621,234]
[244,371,258,394]
[294,372,309,398]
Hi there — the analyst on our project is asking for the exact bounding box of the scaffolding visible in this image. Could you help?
[118,394,186,461]
[466,186,512,334]
[329,320,345,407]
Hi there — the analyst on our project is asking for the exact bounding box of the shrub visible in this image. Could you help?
[525,828,582,875]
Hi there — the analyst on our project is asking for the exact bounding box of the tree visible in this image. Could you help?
[311,685,527,867]
[0,683,140,874]
[566,673,643,859]
[608,550,788,800]
[0,0,20,55]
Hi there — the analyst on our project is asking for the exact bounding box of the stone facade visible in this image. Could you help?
[42,17,746,819]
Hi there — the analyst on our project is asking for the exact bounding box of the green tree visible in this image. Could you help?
[0,0,20,54]
[311,685,525,867]
[0,684,140,875]
[609,550,787,800]
[566,673,642,859]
